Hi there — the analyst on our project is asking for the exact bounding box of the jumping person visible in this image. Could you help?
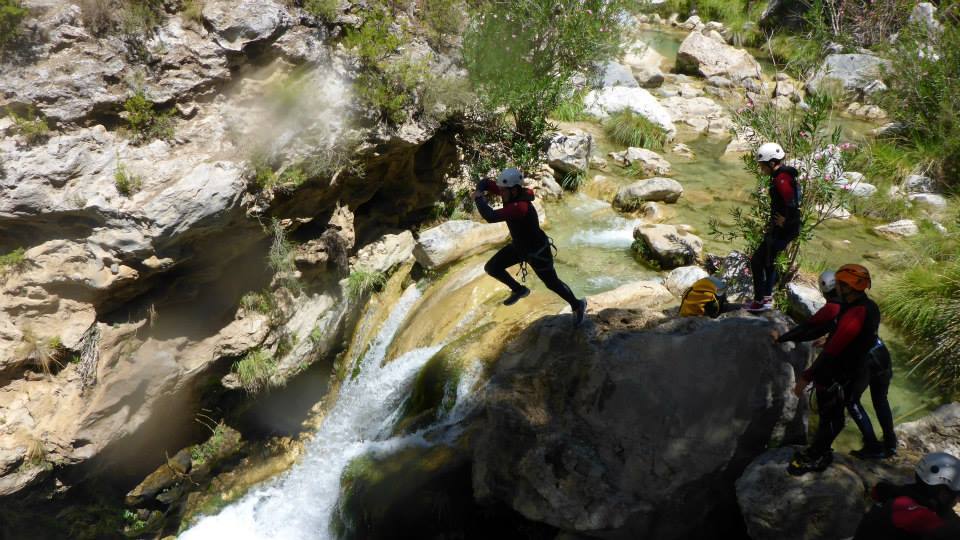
[785,264,880,475]
[747,142,802,312]
[776,270,897,460]
[853,452,960,539]
[473,168,587,326]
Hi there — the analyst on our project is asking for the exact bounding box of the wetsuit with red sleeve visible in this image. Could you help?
[804,295,881,459]
[474,180,579,310]
[750,165,802,302]
[854,482,960,539]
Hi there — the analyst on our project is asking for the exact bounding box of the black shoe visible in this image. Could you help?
[883,446,898,458]
[787,450,833,476]
[850,445,887,460]
[573,298,587,327]
[503,287,530,306]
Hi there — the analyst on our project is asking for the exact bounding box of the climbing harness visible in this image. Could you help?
[515,237,558,283]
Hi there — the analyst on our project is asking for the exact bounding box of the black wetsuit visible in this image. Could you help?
[751,165,801,301]
[854,482,960,539]
[475,180,579,309]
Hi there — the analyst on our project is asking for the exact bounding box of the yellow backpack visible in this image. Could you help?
[680,277,725,318]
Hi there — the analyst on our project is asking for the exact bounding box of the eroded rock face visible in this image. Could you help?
[613,177,683,209]
[633,223,703,268]
[546,130,593,176]
[413,220,509,270]
[806,54,891,98]
[473,310,810,538]
[676,31,762,82]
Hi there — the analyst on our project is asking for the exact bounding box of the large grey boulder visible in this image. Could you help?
[806,54,891,98]
[546,130,593,175]
[583,87,677,137]
[759,0,810,30]
[473,311,811,537]
[785,282,826,320]
[908,193,948,212]
[601,61,639,88]
[676,31,762,82]
[609,147,672,176]
[896,402,960,457]
[903,174,938,194]
[633,223,703,268]
[413,220,508,270]
[659,95,733,135]
[203,0,292,52]
[613,178,683,209]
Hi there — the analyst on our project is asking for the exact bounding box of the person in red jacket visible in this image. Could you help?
[747,142,802,312]
[473,168,587,326]
[784,264,880,475]
[854,452,960,539]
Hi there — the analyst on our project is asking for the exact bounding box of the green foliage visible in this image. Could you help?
[80,0,164,36]
[0,0,28,51]
[766,34,824,80]
[550,90,592,123]
[343,6,404,64]
[881,225,960,398]
[114,160,143,196]
[181,0,204,24]
[240,290,276,315]
[123,90,173,144]
[559,171,586,191]
[464,0,627,143]
[347,267,387,299]
[354,57,428,125]
[635,0,764,45]
[190,421,229,465]
[8,106,50,144]
[0,247,26,274]
[268,219,300,293]
[121,510,147,535]
[232,348,277,394]
[604,110,667,151]
[303,0,338,21]
[881,11,960,188]
[423,0,467,48]
[710,94,856,286]
[422,74,475,123]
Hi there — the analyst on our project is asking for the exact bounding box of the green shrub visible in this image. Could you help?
[0,247,26,274]
[0,0,28,51]
[8,106,50,144]
[604,110,667,151]
[181,0,204,24]
[303,0,338,21]
[124,90,173,144]
[239,290,276,315]
[232,349,277,394]
[342,6,403,64]
[354,57,428,125]
[464,0,627,143]
[347,268,386,299]
[422,74,475,122]
[550,90,592,123]
[80,0,164,36]
[114,161,143,196]
[190,421,229,465]
[559,171,586,191]
[268,219,300,293]
[423,0,466,48]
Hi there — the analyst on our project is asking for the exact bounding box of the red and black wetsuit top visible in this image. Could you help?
[769,165,802,240]
[803,295,881,385]
[475,180,547,254]
[854,482,960,539]
[778,301,890,375]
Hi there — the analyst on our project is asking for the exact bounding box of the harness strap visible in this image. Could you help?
[514,237,557,282]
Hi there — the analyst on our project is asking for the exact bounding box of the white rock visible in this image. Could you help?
[786,282,826,320]
[546,129,593,175]
[908,193,948,211]
[665,266,709,297]
[903,174,937,194]
[873,219,920,239]
[583,87,677,137]
[413,220,508,269]
[633,223,704,269]
[676,31,762,81]
[601,61,640,88]
[609,147,672,176]
[672,143,696,159]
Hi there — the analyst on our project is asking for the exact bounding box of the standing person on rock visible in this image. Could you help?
[746,142,802,312]
[854,452,960,539]
[776,270,897,460]
[782,264,881,475]
[473,167,588,326]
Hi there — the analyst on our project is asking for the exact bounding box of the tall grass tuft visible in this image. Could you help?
[603,110,667,151]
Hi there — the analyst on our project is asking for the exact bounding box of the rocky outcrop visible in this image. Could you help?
[622,41,666,89]
[546,130,593,175]
[601,61,640,88]
[633,223,703,268]
[665,265,709,297]
[873,219,920,239]
[659,95,733,136]
[904,174,938,194]
[737,403,960,540]
[806,54,891,99]
[583,87,677,137]
[759,0,811,30]
[609,147,672,176]
[908,193,948,212]
[585,280,674,312]
[785,282,826,320]
[413,220,508,270]
[473,310,811,538]
[676,31,762,82]
[613,177,683,209]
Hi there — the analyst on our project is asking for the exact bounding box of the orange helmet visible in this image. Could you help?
[836,264,871,291]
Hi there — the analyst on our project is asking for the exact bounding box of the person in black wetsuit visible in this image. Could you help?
[747,142,802,312]
[854,452,960,540]
[776,270,897,460]
[473,168,587,326]
[784,264,881,475]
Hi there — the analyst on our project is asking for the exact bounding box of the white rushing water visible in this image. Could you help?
[182,284,450,540]
[569,215,642,249]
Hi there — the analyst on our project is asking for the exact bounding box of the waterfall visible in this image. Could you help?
[181,284,456,540]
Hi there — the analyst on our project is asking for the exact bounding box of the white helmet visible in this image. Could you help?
[916,452,960,492]
[756,142,786,163]
[818,270,836,296]
[496,168,523,188]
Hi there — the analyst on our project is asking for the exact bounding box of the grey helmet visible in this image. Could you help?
[496,167,524,188]
[916,452,960,492]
